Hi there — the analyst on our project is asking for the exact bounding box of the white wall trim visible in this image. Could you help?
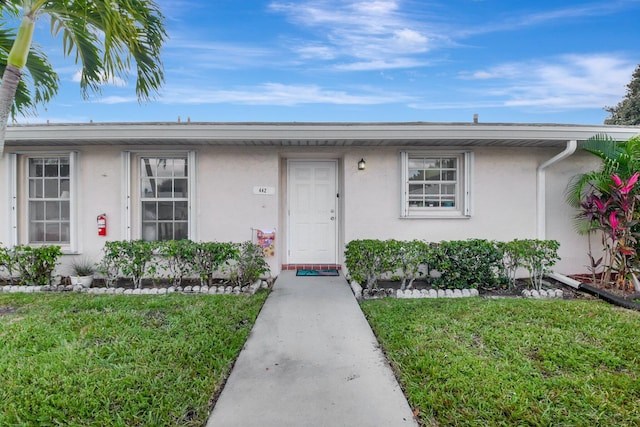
[7,153,17,247]
[121,151,131,240]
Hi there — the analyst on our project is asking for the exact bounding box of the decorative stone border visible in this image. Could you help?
[521,289,564,299]
[0,280,270,295]
[349,280,479,300]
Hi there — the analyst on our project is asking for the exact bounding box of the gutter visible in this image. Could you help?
[536,140,577,239]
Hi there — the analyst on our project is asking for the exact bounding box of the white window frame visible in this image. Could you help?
[8,151,78,252]
[400,150,473,218]
[123,151,197,241]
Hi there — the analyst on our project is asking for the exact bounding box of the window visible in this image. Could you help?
[27,156,71,243]
[7,152,77,250]
[140,156,189,241]
[401,151,472,218]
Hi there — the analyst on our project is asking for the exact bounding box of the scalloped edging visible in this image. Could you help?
[348,280,480,300]
[521,289,564,299]
[0,280,269,296]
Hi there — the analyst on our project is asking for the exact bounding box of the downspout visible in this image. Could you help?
[536,140,577,239]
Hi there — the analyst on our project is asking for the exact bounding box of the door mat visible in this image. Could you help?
[296,269,339,276]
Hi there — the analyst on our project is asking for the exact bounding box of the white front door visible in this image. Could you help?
[287,160,338,264]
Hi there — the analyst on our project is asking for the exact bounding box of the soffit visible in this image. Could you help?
[5,122,640,148]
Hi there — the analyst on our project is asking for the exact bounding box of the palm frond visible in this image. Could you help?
[41,0,166,102]
[0,22,58,119]
[581,134,623,163]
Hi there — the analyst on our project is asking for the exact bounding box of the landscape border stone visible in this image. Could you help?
[0,279,269,295]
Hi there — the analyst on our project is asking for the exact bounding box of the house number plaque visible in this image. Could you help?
[253,186,275,195]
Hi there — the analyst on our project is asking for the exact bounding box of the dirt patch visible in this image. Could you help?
[0,306,18,317]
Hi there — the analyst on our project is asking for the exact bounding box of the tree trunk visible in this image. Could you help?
[0,65,22,156]
[0,14,36,157]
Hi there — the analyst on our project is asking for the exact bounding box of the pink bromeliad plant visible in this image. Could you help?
[580,172,640,290]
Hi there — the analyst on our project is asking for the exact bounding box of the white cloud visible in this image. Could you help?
[455,1,640,38]
[94,96,138,104]
[160,82,412,106]
[421,54,636,111]
[269,0,434,70]
[333,58,428,71]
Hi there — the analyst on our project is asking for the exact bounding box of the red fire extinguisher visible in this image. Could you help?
[97,214,107,236]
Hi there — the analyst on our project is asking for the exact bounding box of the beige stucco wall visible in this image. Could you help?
[0,143,602,277]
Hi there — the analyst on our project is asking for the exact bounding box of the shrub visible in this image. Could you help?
[192,241,240,286]
[498,239,530,289]
[0,244,19,285]
[229,242,270,286]
[156,239,197,286]
[387,239,432,290]
[345,239,397,290]
[13,245,62,286]
[432,239,503,289]
[499,239,561,290]
[100,240,157,289]
[520,240,561,291]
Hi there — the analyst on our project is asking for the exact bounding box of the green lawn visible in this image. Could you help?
[362,298,640,427]
[0,292,268,426]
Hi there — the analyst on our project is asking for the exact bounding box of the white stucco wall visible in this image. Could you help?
[0,143,608,277]
[545,150,600,274]
[342,146,543,241]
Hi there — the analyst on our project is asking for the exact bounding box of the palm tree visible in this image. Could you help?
[0,0,167,156]
[0,22,58,121]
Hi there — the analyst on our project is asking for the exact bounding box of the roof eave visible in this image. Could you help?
[5,122,640,148]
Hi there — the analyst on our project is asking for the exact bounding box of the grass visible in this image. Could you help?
[0,291,268,426]
[361,298,640,427]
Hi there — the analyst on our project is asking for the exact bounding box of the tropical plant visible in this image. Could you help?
[0,0,167,155]
[577,174,640,290]
[567,135,640,212]
[69,257,96,276]
[567,135,640,291]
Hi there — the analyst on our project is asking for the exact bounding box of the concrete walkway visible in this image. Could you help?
[206,271,418,427]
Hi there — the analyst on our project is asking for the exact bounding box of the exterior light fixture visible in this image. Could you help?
[358,158,366,170]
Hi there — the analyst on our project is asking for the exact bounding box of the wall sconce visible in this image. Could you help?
[358,158,366,170]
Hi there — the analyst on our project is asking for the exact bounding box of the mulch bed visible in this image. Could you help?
[374,278,598,300]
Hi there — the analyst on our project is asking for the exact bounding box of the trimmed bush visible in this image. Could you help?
[192,241,240,286]
[432,239,503,289]
[387,239,433,290]
[13,245,62,286]
[344,239,397,290]
[345,238,561,291]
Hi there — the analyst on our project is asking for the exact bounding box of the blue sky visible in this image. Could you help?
[14,0,640,124]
